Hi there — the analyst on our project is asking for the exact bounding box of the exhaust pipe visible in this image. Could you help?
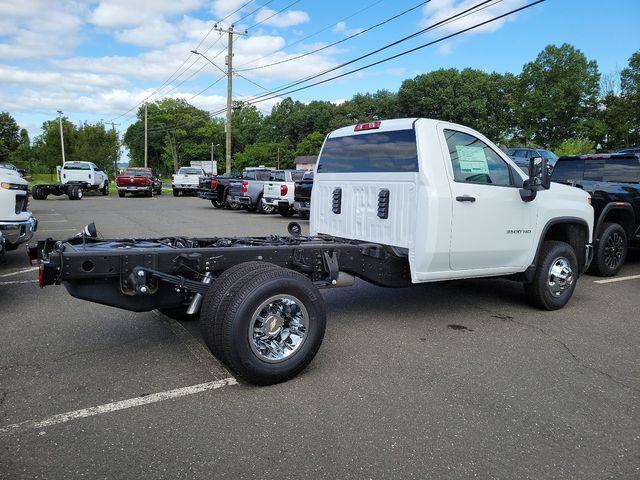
[186,272,214,315]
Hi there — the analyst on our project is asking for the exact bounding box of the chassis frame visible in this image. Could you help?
[34,228,412,313]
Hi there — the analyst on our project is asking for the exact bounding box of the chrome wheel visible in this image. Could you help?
[604,232,624,269]
[248,294,308,363]
[547,257,574,297]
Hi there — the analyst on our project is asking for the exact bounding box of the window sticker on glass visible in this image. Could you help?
[455,145,489,175]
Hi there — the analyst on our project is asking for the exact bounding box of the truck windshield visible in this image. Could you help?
[317,129,418,173]
[63,163,91,170]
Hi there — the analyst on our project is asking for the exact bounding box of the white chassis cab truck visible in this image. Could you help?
[33,119,593,385]
[32,161,109,200]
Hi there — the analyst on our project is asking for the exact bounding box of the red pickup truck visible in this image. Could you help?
[116,168,162,197]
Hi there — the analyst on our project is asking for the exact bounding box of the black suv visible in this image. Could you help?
[552,154,640,276]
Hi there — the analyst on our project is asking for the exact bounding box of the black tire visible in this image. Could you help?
[211,198,224,208]
[299,210,310,220]
[101,182,109,195]
[173,189,179,197]
[244,203,257,212]
[31,186,42,200]
[256,195,275,214]
[524,240,579,310]
[589,223,627,277]
[158,306,199,322]
[118,190,126,198]
[212,267,326,385]
[200,262,281,361]
[226,198,241,210]
[156,187,162,195]
[146,188,153,197]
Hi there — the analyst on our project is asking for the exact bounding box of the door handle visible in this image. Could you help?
[456,195,476,203]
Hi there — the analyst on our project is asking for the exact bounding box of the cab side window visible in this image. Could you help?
[444,129,513,187]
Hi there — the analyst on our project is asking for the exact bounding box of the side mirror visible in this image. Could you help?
[519,156,550,202]
[528,156,550,190]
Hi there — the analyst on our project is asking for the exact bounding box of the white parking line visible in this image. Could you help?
[0,267,37,279]
[0,378,237,435]
[39,219,68,223]
[594,274,640,284]
[0,280,37,285]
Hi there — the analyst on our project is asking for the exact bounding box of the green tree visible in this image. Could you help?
[295,131,325,156]
[516,44,600,147]
[555,138,596,156]
[9,128,32,171]
[232,103,263,153]
[31,117,77,174]
[0,112,20,163]
[619,50,640,146]
[73,122,119,175]
[337,90,399,124]
[233,142,280,171]
[397,68,517,143]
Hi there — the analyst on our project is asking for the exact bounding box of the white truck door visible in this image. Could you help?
[440,127,538,270]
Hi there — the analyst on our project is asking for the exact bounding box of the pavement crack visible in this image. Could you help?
[491,313,639,395]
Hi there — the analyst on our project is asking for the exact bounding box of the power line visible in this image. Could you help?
[245,0,305,30]
[234,0,386,69]
[242,0,545,108]
[132,0,543,138]
[232,0,500,106]
[237,0,430,73]
[109,0,257,122]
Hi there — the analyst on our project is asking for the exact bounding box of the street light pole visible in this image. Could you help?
[144,103,148,168]
[211,143,220,175]
[57,110,66,165]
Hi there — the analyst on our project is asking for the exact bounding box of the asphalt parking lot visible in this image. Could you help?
[1,193,639,479]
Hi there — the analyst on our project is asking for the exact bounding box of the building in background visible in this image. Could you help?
[294,155,318,171]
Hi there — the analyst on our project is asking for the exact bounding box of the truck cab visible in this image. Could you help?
[311,118,593,303]
[60,161,109,189]
[0,165,37,251]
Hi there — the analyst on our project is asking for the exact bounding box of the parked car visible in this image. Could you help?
[262,170,306,217]
[227,168,274,213]
[34,118,593,385]
[172,166,205,196]
[32,161,109,200]
[116,167,162,197]
[551,153,640,276]
[507,147,559,171]
[616,147,640,155]
[198,172,241,209]
[0,164,37,251]
[293,171,313,219]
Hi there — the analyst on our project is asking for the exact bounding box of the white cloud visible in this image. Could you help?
[114,18,180,47]
[0,1,85,60]
[421,0,527,36]
[0,64,128,92]
[254,8,310,28]
[332,21,347,33]
[211,0,248,23]
[437,43,453,55]
[90,0,202,28]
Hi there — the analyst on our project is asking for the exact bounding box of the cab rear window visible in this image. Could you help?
[62,163,91,170]
[317,129,418,173]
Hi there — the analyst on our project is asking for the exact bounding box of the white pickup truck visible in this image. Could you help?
[263,169,307,216]
[172,167,206,196]
[0,165,37,253]
[35,118,593,385]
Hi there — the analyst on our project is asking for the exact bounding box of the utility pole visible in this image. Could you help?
[56,110,66,164]
[144,103,148,168]
[105,121,120,177]
[210,24,246,174]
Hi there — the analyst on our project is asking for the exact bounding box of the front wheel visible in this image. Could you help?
[173,189,179,197]
[589,223,627,277]
[203,266,326,385]
[524,240,578,310]
[118,190,125,198]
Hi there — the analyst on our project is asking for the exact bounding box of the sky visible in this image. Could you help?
[1,0,639,144]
